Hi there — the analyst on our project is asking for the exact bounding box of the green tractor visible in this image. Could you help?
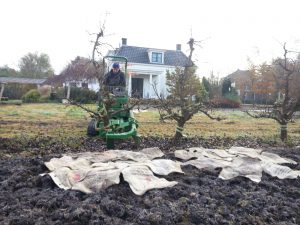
[87,56,140,149]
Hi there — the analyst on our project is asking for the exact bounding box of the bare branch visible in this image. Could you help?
[199,109,223,121]
[67,99,99,117]
[245,110,283,124]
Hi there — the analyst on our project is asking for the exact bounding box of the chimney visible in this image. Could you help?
[176,44,181,51]
[122,38,127,46]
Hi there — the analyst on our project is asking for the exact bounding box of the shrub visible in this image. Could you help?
[55,87,98,104]
[3,83,36,99]
[55,87,66,99]
[225,92,240,103]
[211,96,240,108]
[38,85,52,98]
[22,89,41,103]
[72,87,98,103]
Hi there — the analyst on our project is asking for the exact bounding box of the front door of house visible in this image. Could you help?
[131,78,143,98]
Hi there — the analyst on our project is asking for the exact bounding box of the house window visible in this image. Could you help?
[82,83,88,88]
[70,82,77,87]
[151,52,162,63]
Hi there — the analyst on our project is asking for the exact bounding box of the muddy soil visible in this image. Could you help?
[0,136,299,225]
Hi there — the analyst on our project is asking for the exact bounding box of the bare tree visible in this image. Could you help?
[154,38,222,142]
[19,52,54,78]
[47,56,99,86]
[247,58,259,105]
[90,21,112,86]
[46,22,109,99]
[49,21,110,88]
[83,22,140,128]
[246,43,300,141]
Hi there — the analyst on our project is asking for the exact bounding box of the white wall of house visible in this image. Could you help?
[125,62,176,98]
[87,79,99,91]
[64,63,177,99]
[65,78,99,92]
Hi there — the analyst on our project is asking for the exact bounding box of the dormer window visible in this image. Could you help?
[147,49,165,64]
[151,52,163,63]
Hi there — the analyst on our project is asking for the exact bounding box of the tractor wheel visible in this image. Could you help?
[87,119,98,136]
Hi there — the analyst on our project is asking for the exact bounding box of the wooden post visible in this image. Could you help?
[0,83,5,100]
[128,73,132,97]
[67,84,71,99]
[149,74,153,98]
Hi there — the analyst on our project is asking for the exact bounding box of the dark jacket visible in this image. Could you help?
[103,69,126,86]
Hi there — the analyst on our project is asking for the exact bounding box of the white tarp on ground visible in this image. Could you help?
[44,147,182,195]
[44,146,299,195]
[175,147,300,183]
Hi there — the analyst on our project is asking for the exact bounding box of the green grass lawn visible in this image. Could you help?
[0,103,299,141]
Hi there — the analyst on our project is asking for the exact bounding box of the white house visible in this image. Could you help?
[57,39,190,99]
[106,38,190,98]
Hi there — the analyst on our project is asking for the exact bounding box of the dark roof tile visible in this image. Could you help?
[111,45,190,67]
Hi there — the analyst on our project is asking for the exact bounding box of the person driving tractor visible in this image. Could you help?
[103,62,126,87]
[87,56,139,149]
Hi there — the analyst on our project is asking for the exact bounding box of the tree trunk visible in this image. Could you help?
[173,120,185,143]
[280,123,288,142]
[0,83,5,100]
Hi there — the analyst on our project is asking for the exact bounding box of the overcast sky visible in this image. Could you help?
[1,0,300,77]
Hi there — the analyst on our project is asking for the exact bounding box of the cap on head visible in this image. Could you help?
[112,62,120,69]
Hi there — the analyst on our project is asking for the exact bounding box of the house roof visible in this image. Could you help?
[226,69,251,81]
[110,45,190,67]
[0,77,47,84]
